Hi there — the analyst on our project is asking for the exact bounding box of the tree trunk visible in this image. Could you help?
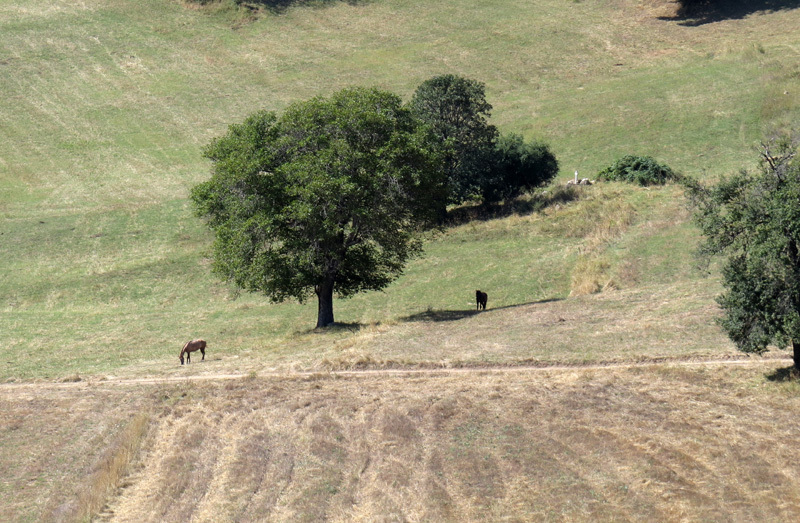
[315,279,335,328]
[794,339,800,371]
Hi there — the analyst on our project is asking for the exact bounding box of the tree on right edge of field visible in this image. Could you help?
[686,129,800,369]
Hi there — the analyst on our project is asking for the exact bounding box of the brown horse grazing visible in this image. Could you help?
[180,339,206,365]
[476,290,488,311]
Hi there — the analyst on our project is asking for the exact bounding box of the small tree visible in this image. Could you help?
[479,133,559,204]
[687,130,800,369]
[192,87,446,328]
[409,74,498,205]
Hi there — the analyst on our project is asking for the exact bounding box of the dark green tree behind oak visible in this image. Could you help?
[481,133,559,204]
[687,130,800,368]
[410,74,558,207]
[409,74,498,205]
[192,87,446,328]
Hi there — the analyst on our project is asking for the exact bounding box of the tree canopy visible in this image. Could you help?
[409,74,559,207]
[192,87,446,328]
[409,74,498,205]
[687,131,800,368]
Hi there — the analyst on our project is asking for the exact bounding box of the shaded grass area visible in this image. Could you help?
[664,0,800,26]
[766,365,800,381]
[228,0,366,13]
[4,363,799,521]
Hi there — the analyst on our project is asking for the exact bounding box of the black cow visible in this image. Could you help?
[476,290,488,311]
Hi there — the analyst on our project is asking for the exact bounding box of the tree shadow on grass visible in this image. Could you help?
[238,0,367,14]
[303,321,365,334]
[444,186,580,228]
[660,0,800,26]
[401,298,562,323]
[765,365,800,382]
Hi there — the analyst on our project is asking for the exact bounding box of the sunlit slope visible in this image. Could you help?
[1,0,799,379]
[3,0,798,213]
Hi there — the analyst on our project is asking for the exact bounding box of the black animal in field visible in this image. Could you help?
[476,290,488,311]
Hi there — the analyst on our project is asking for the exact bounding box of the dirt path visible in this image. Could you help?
[1,354,793,391]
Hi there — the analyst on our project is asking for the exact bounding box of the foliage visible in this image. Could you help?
[409,74,499,205]
[686,130,800,366]
[479,133,559,204]
[192,87,446,328]
[597,155,679,186]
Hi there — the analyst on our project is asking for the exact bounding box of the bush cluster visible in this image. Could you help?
[597,155,679,186]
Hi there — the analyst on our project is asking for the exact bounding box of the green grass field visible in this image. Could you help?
[5,2,800,521]
[2,0,800,381]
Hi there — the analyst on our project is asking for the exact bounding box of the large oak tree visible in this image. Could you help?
[192,87,446,328]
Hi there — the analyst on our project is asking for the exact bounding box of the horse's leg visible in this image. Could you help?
[201,347,205,361]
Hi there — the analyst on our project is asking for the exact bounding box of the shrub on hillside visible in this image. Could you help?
[597,155,679,186]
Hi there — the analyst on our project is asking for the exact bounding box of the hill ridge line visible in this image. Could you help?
[2,354,793,390]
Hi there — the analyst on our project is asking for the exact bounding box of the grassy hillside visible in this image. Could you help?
[3,2,800,520]
[1,0,799,380]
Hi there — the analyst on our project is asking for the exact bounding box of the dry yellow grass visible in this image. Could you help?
[4,361,800,522]
[75,412,150,522]
[0,385,153,522]
[563,188,638,296]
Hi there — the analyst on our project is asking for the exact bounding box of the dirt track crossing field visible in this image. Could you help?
[3,356,800,521]
[1,353,792,390]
